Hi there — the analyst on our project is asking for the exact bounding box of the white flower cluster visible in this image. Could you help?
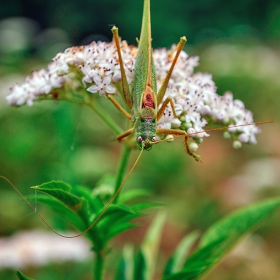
[0,230,90,268]
[6,70,64,106]
[6,40,260,145]
[153,45,260,144]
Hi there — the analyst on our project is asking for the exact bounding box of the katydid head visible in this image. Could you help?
[137,134,157,150]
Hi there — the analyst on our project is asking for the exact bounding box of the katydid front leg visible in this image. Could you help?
[117,127,135,142]
[156,128,202,162]
[106,95,134,143]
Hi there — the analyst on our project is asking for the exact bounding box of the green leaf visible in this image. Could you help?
[73,185,103,213]
[30,195,86,232]
[116,244,134,280]
[131,201,160,212]
[200,197,280,248]
[163,197,280,280]
[105,223,137,243]
[164,231,200,276]
[32,181,82,208]
[16,271,35,280]
[93,174,115,199]
[135,212,166,280]
[134,250,146,280]
[32,180,71,192]
[119,189,152,204]
[32,181,90,224]
[163,238,223,280]
[95,205,136,235]
[96,202,147,244]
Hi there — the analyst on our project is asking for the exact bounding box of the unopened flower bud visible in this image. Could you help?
[189,142,199,152]
[223,131,231,139]
[165,135,174,142]
[233,140,242,149]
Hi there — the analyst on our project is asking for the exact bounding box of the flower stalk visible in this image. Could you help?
[86,96,123,135]
[93,250,104,280]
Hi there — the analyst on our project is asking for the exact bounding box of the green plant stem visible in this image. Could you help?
[91,144,131,280]
[93,251,104,280]
[87,100,123,135]
[114,144,132,203]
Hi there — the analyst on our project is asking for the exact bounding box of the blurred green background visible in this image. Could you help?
[1,0,280,279]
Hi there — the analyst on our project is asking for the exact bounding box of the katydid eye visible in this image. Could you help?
[151,136,157,142]
[137,136,143,143]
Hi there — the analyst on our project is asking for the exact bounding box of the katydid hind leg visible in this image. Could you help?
[157,97,180,121]
[111,26,133,109]
[156,36,187,105]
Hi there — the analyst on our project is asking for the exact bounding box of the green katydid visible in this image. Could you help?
[108,0,271,160]
[107,0,199,159]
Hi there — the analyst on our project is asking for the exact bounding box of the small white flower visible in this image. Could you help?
[186,117,208,139]
[157,103,174,129]
[87,75,115,95]
[171,118,181,128]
